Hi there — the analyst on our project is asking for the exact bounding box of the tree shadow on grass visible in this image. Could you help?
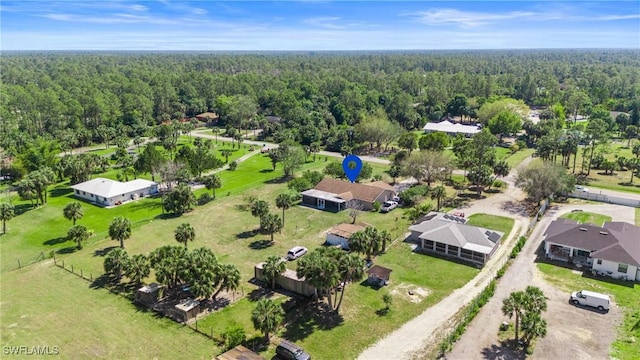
[265,176,290,184]
[282,301,343,342]
[260,169,274,173]
[13,203,36,216]
[243,336,270,354]
[247,287,276,302]
[249,239,274,250]
[50,187,73,198]
[43,236,69,246]
[480,340,526,360]
[236,229,259,239]
[94,246,119,257]
[154,213,181,220]
[56,246,78,254]
[617,181,640,188]
[375,307,390,316]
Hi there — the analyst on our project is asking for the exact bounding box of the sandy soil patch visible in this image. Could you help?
[390,283,431,303]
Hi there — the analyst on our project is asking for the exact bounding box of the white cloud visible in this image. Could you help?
[302,16,344,29]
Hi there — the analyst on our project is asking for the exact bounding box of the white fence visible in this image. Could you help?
[566,191,640,208]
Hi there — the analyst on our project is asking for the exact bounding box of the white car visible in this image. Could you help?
[380,201,398,213]
[287,246,308,260]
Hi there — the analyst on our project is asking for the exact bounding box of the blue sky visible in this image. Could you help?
[1,1,639,50]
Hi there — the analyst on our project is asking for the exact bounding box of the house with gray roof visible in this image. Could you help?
[423,120,481,137]
[408,212,503,266]
[543,218,640,281]
[70,178,158,207]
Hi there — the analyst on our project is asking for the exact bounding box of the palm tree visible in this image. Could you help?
[524,286,547,314]
[220,149,233,163]
[63,202,83,225]
[431,185,446,211]
[174,223,196,249]
[502,291,527,343]
[263,255,286,290]
[103,248,129,282]
[275,193,296,227]
[350,227,382,261]
[251,298,284,341]
[212,263,241,300]
[109,217,132,249]
[297,249,340,308]
[260,213,283,242]
[125,254,151,286]
[520,311,547,348]
[67,224,91,250]
[334,253,366,313]
[212,127,220,144]
[0,203,15,234]
[379,229,392,254]
[203,174,222,199]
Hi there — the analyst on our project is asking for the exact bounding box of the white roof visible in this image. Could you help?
[301,189,348,203]
[175,299,199,312]
[423,120,481,135]
[70,178,156,198]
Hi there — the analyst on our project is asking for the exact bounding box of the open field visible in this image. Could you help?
[537,263,640,360]
[466,213,515,235]
[560,211,613,226]
[636,208,640,225]
[0,263,216,360]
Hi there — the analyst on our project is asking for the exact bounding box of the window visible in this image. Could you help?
[617,263,628,273]
[75,190,79,194]
[574,250,590,257]
[82,191,86,195]
[90,194,94,198]
[597,259,602,265]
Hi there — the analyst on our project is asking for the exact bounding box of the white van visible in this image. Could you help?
[287,246,308,261]
[570,290,610,311]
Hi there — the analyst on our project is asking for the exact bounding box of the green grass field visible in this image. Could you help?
[571,141,640,194]
[466,213,515,235]
[537,263,639,360]
[560,211,613,226]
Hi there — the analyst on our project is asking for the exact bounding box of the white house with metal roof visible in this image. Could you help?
[423,120,481,137]
[70,178,158,207]
[409,212,503,265]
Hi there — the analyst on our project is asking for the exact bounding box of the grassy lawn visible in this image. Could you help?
[572,142,640,194]
[537,263,639,360]
[560,211,612,226]
[503,148,535,168]
[636,208,640,226]
[0,264,216,360]
[466,214,515,235]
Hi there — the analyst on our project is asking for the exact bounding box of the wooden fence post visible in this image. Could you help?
[80,269,83,278]
[17,259,21,269]
[71,264,74,273]
[62,260,65,269]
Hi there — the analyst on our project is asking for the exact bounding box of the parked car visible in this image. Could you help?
[276,340,311,360]
[570,290,610,311]
[380,201,398,213]
[287,246,308,261]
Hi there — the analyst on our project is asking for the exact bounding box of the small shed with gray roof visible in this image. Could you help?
[409,212,503,266]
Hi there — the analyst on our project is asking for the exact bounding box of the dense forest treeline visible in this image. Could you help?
[1,50,639,159]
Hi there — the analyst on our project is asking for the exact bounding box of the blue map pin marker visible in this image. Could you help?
[342,155,363,183]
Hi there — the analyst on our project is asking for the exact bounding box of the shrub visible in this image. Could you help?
[197,193,213,205]
[492,180,505,188]
[221,324,246,351]
[373,174,383,181]
[228,161,238,171]
[399,185,430,207]
[372,201,381,212]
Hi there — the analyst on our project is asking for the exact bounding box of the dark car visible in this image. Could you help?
[275,340,311,360]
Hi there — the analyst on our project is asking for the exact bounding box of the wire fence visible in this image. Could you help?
[3,251,48,273]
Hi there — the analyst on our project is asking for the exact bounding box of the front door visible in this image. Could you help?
[317,198,325,209]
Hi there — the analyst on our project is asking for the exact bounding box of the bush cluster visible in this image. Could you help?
[509,236,528,259]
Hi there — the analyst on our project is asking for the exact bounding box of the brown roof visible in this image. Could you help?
[329,223,370,239]
[369,181,396,192]
[196,112,219,119]
[367,265,393,280]
[544,219,640,266]
[312,178,394,203]
[216,345,265,360]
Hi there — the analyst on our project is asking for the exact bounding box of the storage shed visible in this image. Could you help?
[216,345,265,360]
[174,299,200,322]
[135,283,164,307]
[367,265,393,287]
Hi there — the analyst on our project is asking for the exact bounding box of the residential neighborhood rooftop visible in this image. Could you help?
[329,223,369,239]
[311,178,394,204]
[422,120,481,135]
[70,178,157,198]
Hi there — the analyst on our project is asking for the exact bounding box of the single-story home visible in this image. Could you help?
[301,178,396,212]
[326,222,370,250]
[70,178,158,207]
[544,219,640,281]
[409,212,503,266]
[216,345,265,360]
[423,120,481,137]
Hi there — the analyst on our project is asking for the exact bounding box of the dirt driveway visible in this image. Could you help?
[448,203,629,360]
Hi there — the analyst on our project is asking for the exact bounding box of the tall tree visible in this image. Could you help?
[163,183,196,214]
[397,132,418,154]
[515,162,575,204]
[250,199,270,229]
[212,263,241,301]
[431,185,447,211]
[251,298,284,341]
[502,291,527,343]
[109,216,132,249]
[275,193,296,227]
[263,255,286,290]
[174,223,196,249]
[297,248,341,308]
[260,213,283,242]
[334,252,366,313]
[402,150,453,186]
[67,224,91,250]
[63,202,83,225]
[0,203,15,234]
[202,173,222,199]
